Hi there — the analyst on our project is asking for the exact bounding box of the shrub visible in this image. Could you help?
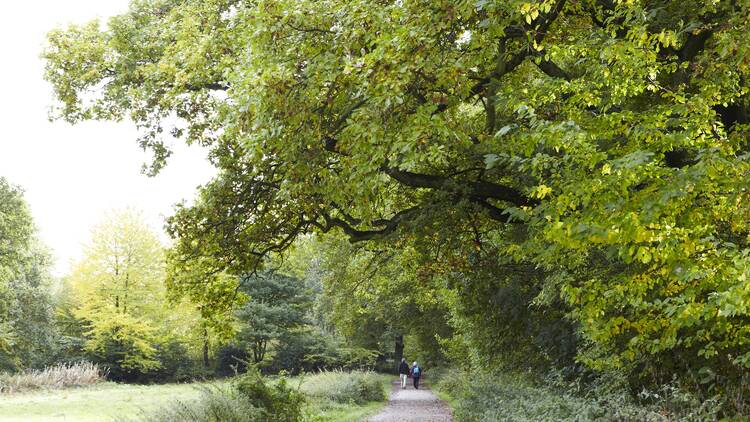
[0,361,104,393]
[216,344,249,376]
[131,370,305,422]
[271,329,356,374]
[234,369,305,422]
[82,311,161,382]
[126,385,264,422]
[436,369,726,422]
[300,370,386,405]
[143,339,208,383]
[440,371,611,422]
[340,348,380,371]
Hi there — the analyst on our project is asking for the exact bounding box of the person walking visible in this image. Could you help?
[410,361,422,389]
[398,358,410,389]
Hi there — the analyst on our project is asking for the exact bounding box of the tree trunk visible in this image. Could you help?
[394,334,404,374]
[123,272,129,314]
[203,327,210,368]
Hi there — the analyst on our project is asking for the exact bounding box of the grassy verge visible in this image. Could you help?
[306,400,386,422]
[431,368,725,422]
[300,371,393,422]
[0,372,394,422]
[432,388,457,410]
[0,382,211,422]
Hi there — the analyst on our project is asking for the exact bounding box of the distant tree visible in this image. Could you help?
[66,209,166,378]
[0,178,33,273]
[70,209,164,315]
[235,271,310,364]
[317,235,452,368]
[3,242,60,369]
[0,178,57,371]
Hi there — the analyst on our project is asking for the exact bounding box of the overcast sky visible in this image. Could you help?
[0,1,217,275]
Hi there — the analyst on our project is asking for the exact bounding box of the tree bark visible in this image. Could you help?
[203,327,210,368]
[394,334,404,374]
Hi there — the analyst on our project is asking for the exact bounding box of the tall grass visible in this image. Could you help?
[300,370,386,405]
[125,385,264,422]
[433,369,723,422]
[0,361,105,393]
[130,370,305,422]
[126,370,388,422]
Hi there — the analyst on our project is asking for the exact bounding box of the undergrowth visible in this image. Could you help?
[127,369,387,422]
[300,370,386,405]
[129,384,263,422]
[434,368,729,422]
[0,361,105,393]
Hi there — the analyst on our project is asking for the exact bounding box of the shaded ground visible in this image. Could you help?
[367,381,452,422]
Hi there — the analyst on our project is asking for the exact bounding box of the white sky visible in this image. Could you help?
[0,1,217,276]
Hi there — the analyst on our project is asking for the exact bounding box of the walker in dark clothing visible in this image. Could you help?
[398,360,410,389]
[410,364,422,389]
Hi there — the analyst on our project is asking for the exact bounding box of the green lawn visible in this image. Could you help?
[0,382,209,422]
[0,375,395,422]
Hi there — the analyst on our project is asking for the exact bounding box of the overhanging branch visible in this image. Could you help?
[317,206,422,242]
[536,58,571,81]
[384,167,536,207]
[185,82,230,91]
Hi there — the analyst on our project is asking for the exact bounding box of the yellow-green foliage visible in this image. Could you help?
[63,209,203,380]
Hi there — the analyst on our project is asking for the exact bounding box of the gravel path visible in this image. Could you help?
[366,380,453,422]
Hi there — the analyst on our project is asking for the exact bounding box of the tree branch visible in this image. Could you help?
[384,167,536,207]
[469,0,568,100]
[185,82,230,91]
[318,206,422,242]
[536,58,571,81]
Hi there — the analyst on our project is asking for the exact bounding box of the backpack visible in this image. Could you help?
[413,366,421,377]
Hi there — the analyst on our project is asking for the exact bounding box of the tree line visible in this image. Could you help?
[0,182,414,381]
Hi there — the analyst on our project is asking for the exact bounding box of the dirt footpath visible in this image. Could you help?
[367,380,453,422]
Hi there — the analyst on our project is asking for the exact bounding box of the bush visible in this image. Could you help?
[144,339,208,383]
[234,369,305,422]
[0,361,104,393]
[270,330,381,375]
[435,369,726,422]
[127,385,264,422]
[131,370,305,422]
[216,344,249,376]
[300,370,386,405]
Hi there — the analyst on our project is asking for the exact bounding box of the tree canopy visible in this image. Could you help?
[64,209,204,379]
[0,178,34,276]
[45,0,750,381]
[235,271,310,363]
[0,178,57,371]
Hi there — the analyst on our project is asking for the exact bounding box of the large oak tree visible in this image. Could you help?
[45,0,750,377]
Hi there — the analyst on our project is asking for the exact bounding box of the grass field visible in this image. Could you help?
[0,382,210,422]
[0,375,394,422]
